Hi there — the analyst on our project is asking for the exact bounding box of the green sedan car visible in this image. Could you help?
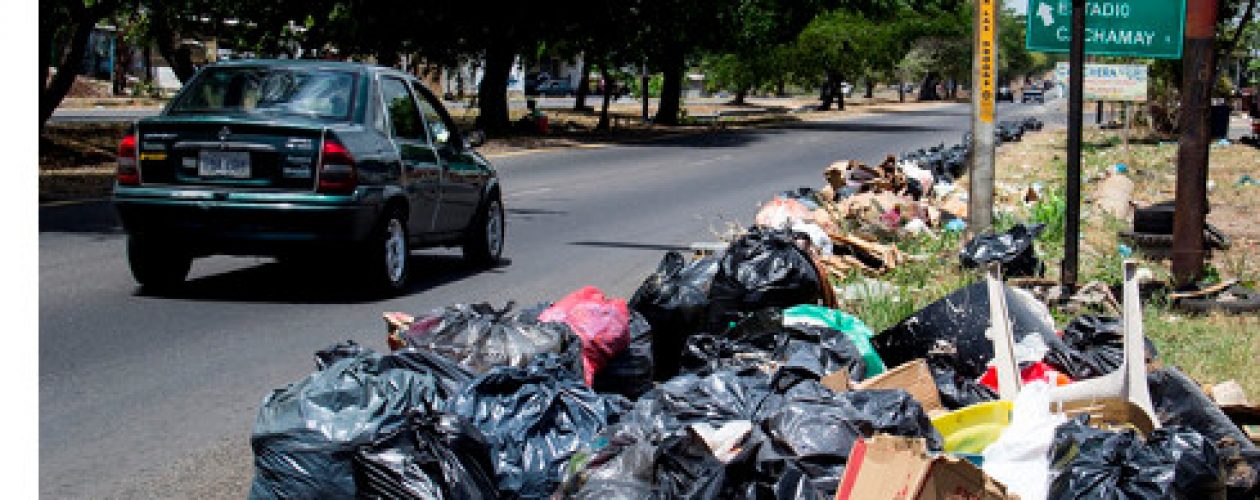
[112,60,504,294]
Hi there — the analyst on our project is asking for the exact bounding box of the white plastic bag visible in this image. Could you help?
[982,382,1066,500]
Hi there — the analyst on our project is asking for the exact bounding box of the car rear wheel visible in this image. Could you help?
[363,209,410,294]
[463,195,504,267]
[127,237,191,291]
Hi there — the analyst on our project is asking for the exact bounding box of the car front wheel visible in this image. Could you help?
[463,195,504,267]
[127,237,191,291]
[363,209,410,294]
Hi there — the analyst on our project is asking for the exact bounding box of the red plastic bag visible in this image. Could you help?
[540,286,631,385]
[979,361,1072,392]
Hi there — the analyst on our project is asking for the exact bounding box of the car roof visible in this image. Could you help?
[206,59,408,78]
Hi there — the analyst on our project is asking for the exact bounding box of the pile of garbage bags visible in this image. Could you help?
[247,136,1258,498]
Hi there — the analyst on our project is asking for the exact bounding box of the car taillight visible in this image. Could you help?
[117,133,140,185]
[317,139,357,194]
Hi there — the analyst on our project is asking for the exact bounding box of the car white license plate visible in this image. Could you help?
[198,151,251,178]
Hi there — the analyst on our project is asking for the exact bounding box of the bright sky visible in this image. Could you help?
[1007,0,1028,15]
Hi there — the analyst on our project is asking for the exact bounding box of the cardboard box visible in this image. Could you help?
[854,359,945,414]
[835,435,1016,500]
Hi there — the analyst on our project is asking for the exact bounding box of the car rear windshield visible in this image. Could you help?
[170,66,357,120]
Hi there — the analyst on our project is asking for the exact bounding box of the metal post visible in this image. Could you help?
[641,62,649,123]
[1172,0,1220,287]
[969,0,999,234]
[1063,0,1085,290]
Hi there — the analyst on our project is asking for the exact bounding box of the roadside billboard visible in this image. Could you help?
[1054,62,1148,101]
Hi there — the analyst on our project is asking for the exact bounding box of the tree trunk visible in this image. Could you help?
[732,87,747,105]
[818,72,835,111]
[597,66,614,131]
[477,42,514,134]
[151,12,197,84]
[40,14,98,129]
[836,78,846,111]
[143,44,153,84]
[113,30,132,96]
[864,80,874,99]
[898,80,905,103]
[653,45,684,125]
[776,79,786,97]
[918,73,940,101]
[574,57,590,111]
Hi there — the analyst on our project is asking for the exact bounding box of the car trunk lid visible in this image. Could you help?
[134,119,325,190]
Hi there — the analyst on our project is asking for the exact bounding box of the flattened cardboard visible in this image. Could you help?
[854,359,944,414]
[822,369,853,393]
[835,435,1015,500]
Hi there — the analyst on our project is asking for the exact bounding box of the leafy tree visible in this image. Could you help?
[40,0,124,129]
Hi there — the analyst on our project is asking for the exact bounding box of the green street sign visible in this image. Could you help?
[1026,0,1185,59]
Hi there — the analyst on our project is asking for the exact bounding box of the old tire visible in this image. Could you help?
[1175,285,1260,314]
[127,237,191,291]
[363,209,410,294]
[463,195,505,267]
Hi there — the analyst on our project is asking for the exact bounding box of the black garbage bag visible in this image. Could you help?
[626,368,779,438]
[680,310,866,383]
[249,349,444,500]
[629,251,722,381]
[653,425,766,499]
[708,227,824,328]
[381,347,475,402]
[1148,367,1260,498]
[398,302,584,377]
[1044,315,1159,380]
[557,422,659,499]
[592,311,655,400]
[354,412,498,500]
[926,355,999,410]
[755,387,944,499]
[874,282,1068,379]
[1047,415,1226,499]
[959,223,1046,277]
[314,340,367,369]
[448,353,630,499]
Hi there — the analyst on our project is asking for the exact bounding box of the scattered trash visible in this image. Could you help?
[851,359,942,414]
[819,233,905,276]
[832,279,898,302]
[932,400,1014,454]
[1048,415,1226,499]
[958,223,1046,277]
[448,354,630,498]
[982,383,1068,500]
[1114,163,1129,174]
[1118,243,1133,257]
[1238,174,1260,186]
[837,435,1016,500]
[945,218,968,232]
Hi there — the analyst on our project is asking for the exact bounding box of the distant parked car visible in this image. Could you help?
[997,86,1015,102]
[1021,87,1045,104]
[112,60,504,294]
[536,80,575,97]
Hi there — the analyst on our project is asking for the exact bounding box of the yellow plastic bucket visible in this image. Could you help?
[931,400,1014,454]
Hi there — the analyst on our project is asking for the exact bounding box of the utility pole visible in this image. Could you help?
[969,0,998,234]
[1172,0,1220,287]
[1063,0,1085,290]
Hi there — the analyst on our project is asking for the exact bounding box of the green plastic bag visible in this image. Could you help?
[784,305,886,378]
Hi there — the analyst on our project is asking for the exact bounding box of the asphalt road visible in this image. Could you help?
[39,101,1058,498]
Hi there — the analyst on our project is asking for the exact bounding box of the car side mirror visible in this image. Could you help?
[465,129,486,148]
